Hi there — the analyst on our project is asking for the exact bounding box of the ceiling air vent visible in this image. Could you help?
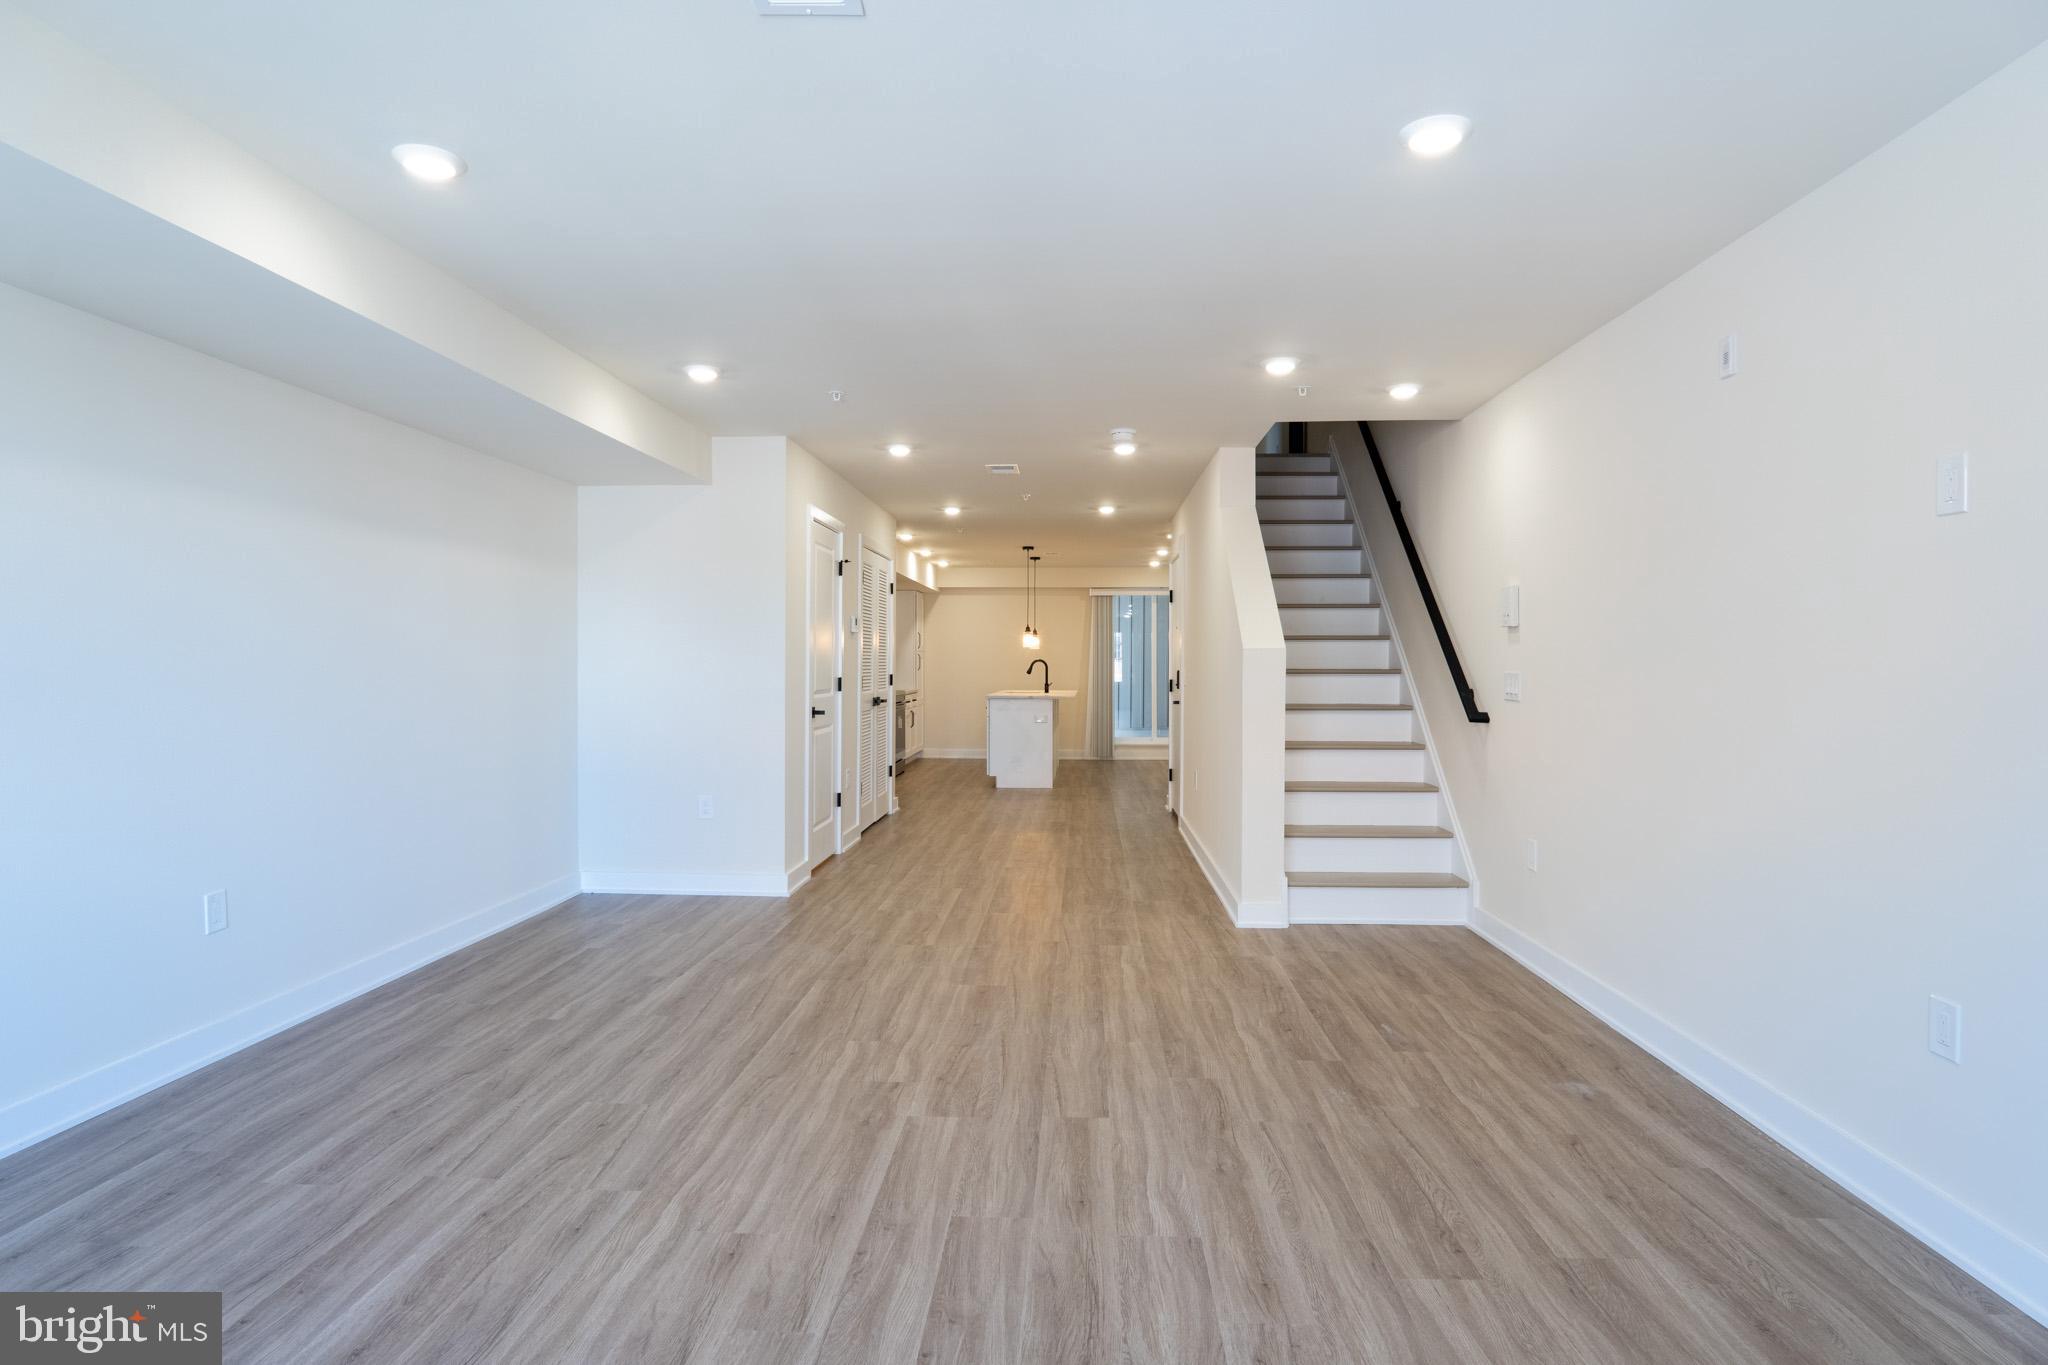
[985,463,1021,475]
[754,0,863,13]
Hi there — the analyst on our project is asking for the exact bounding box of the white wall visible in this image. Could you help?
[0,283,579,1155]
[1170,448,1286,927]
[578,440,788,893]
[922,588,1093,757]
[1326,42,2048,1321]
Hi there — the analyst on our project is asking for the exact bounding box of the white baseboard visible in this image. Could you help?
[785,859,812,894]
[1470,907,2048,1329]
[580,868,792,897]
[920,748,1093,761]
[1179,818,1287,928]
[0,872,581,1161]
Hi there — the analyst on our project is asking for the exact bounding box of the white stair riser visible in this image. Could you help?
[1285,837,1459,874]
[1284,790,1441,824]
[1285,674,1404,706]
[1286,638,1392,669]
[1255,474,1340,497]
[1274,577,1376,605]
[1256,497,1348,522]
[1286,884,1470,925]
[1254,456,1334,475]
[1279,605,1380,636]
[1286,710,1416,742]
[1266,548,1363,575]
[1284,747,1428,783]
[1263,522,1357,548]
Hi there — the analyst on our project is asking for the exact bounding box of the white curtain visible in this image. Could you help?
[1084,594,1115,758]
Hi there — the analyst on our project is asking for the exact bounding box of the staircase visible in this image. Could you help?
[1258,448,1473,924]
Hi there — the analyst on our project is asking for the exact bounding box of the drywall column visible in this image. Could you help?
[1171,446,1287,926]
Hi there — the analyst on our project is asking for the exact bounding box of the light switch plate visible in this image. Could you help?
[1719,333,1739,378]
[1929,996,1962,1063]
[1503,671,1523,702]
[1500,584,1521,629]
[203,890,228,935]
[1936,453,1969,516]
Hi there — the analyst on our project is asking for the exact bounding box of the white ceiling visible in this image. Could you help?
[18,0,2048,564]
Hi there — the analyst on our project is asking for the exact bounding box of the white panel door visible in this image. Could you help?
[1168,553,1183,813]
[807,519,841,866]
[857,545,893,829]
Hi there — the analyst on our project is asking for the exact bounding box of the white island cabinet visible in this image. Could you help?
[985,689,1078,788]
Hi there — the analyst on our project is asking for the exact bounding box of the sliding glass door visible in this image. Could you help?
[1111,592,1170,741]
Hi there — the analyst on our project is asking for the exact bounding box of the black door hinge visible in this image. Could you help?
[888,672,893,686]
[888,764,894,777]
[889,582,895,595]
[836,676,842,692]
[837,559,846,576]
[835,792,842,808]
[1167,589,1174,603]
[1168,767,1174,782]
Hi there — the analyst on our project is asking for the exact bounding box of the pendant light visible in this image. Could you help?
[1021,546,1041,650]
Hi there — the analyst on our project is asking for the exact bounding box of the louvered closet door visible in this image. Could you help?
[858,546,892,829]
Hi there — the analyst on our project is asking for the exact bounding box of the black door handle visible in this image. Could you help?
[811,708,827,717]
[871,695,886,706]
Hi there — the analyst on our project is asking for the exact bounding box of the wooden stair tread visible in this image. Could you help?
[1285,780,1439,793]
[1285,739,1423,749]
[1286,667,1399,675]
[1286,824,1452,838]
[1287,702,1410,711]
[1287,871,1469,889]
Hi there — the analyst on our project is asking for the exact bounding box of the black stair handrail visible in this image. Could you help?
[1355,420,1490,723]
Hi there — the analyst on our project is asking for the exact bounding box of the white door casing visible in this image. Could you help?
[807,516,842,869]
[857,544,893,830]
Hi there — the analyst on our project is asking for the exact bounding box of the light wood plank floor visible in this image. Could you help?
[3,759,2042,1363]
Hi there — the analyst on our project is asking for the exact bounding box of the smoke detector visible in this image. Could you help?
[986,463,1020,475]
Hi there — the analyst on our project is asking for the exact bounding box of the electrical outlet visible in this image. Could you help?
[1936,453,1969,516]
[1503,671,1523,702]
[698,795,715,819]
[203,890,228,935]
[1526,839,1539,872]
[1928,996,1962,1063]
[1719,332,1739,378]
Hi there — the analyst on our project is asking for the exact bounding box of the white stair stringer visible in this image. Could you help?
[1257,447,1476,925]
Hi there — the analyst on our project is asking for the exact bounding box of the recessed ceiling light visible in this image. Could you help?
[896,530,913,542]
[1148,559,1160,568]
[1097,504,1116,516]
[936,559,949,568]
[1264,356,1298,377]
[1165,532,1174,539]
[1111,428,1137,456]
[1388,382,1422,401]
[683,364,720,384]
[391,143,465,182]
[1400,114,1471,158]
[1154,546,1168,555]
[943,506,961,517]
[887,443,912,458]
